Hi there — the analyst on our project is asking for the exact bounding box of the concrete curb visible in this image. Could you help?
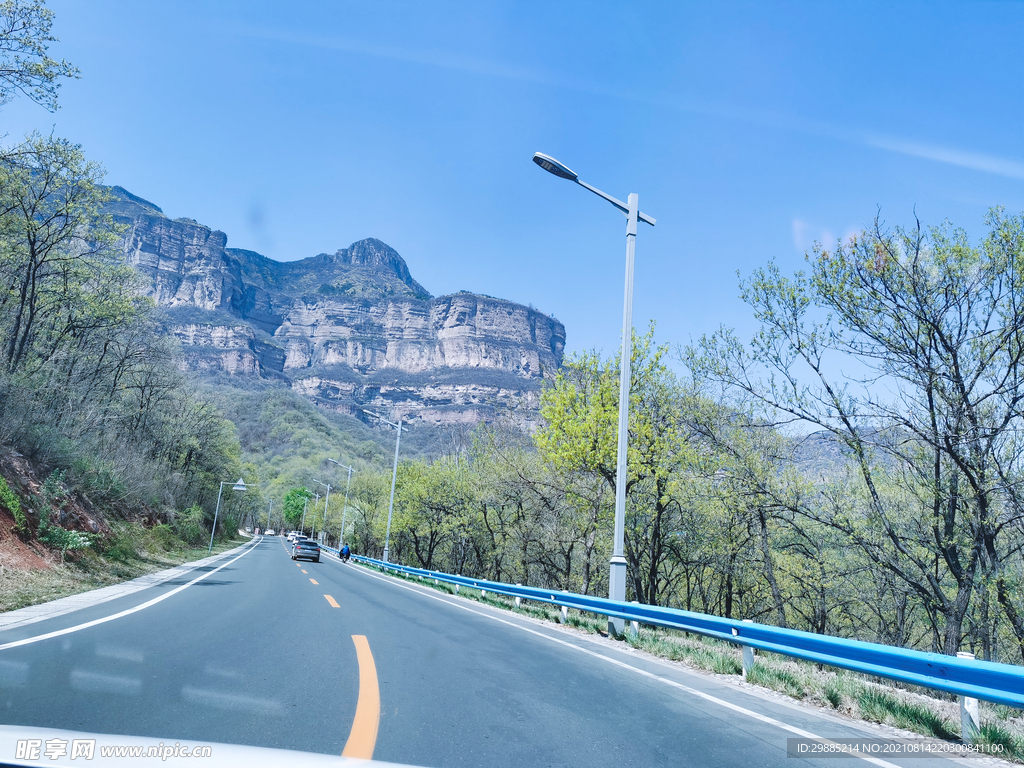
[0,539,257,633]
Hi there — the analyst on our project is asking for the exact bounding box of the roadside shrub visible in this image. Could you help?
[221,511,242,540]
[141,523,178,552]
[0,475,27,532]
[38,516,91,560]
[70,456,127,502]
[173,505,207,546]
[40,470,67,506]
[99,522,142,562]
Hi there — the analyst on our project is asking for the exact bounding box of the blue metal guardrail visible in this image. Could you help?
[320,546,1024,709]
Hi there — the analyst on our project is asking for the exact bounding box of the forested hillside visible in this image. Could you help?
[0,4,259,577]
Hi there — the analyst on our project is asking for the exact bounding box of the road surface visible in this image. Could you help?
[0,536,978,767]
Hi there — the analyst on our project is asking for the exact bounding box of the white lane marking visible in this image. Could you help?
[348,565,904,768]
[0,540,260,653]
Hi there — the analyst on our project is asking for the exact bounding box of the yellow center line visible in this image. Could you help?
[342,635,380,759]
[310,578,319,585]
[301,569,308,574]
[324,594,340,608]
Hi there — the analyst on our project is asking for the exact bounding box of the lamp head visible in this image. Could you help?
[533,152,578,181]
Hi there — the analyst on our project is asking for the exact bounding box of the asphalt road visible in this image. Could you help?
[0,536,979,768]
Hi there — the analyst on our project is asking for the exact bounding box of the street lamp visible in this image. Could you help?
[209,478,247,553]
[533,151,657,635]
[311,492,320,540]
[327,459,355,551]
[362,408,405,563]
[314,479,332,545]
[300,496,308,536]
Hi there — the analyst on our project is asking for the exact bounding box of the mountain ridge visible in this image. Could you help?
[106,186,565,427]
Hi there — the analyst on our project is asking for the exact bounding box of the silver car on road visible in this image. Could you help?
[291,539,320,563]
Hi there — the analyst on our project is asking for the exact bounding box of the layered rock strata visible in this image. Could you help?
[108,187,565,425]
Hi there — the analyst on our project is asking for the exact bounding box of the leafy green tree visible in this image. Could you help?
[0,0,78,112]
[536,325,697,605]
[0,133,140,374]
[282,487,311,529]
[695,210,1024,658]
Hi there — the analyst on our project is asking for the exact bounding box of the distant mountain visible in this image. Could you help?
[791,430,855,481]
[107,187,566,427]
[791,427,902,482]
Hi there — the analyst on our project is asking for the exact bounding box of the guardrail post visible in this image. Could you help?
[559,590,570,623]
[515,584,522,608]
[735,619,754,680]
[629,600,640,638]
[956,652,980,744]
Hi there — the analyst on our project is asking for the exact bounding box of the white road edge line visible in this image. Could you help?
[346,563,903,768]
[0,538,262,652]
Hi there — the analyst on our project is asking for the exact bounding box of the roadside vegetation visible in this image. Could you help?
[0,0,261,602]
[0,523,247,614]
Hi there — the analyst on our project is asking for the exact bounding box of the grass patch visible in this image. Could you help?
[567,611,606,633]
[977,722,1024,762]
[747,663,807,699]
[855,688,958,740]
[626,628,743,675]
[824,679,844,709]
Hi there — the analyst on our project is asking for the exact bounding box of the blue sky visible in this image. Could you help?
[5,1,1023,358]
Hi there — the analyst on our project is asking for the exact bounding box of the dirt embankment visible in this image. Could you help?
[0,450,110,572]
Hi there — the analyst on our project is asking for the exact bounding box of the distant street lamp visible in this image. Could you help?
[314,479,332,545]
[311,492,320,540]
[327,459,355,550]
[362,408,406,563]
[300,496,308,536]
[533,151,656,635]
[209,478,247,554]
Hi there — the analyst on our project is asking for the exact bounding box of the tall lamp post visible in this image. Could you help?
[300,496,308,536]
[311,492,320,540]
[314,479,332,545]
[209,478,248,553]
[327,459,355,550]
[362,408,405,563]
[533,152,656,635]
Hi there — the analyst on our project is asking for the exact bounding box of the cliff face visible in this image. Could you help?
[109,187,565,425]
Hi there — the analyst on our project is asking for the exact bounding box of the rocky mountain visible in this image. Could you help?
[107,187,566,426]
